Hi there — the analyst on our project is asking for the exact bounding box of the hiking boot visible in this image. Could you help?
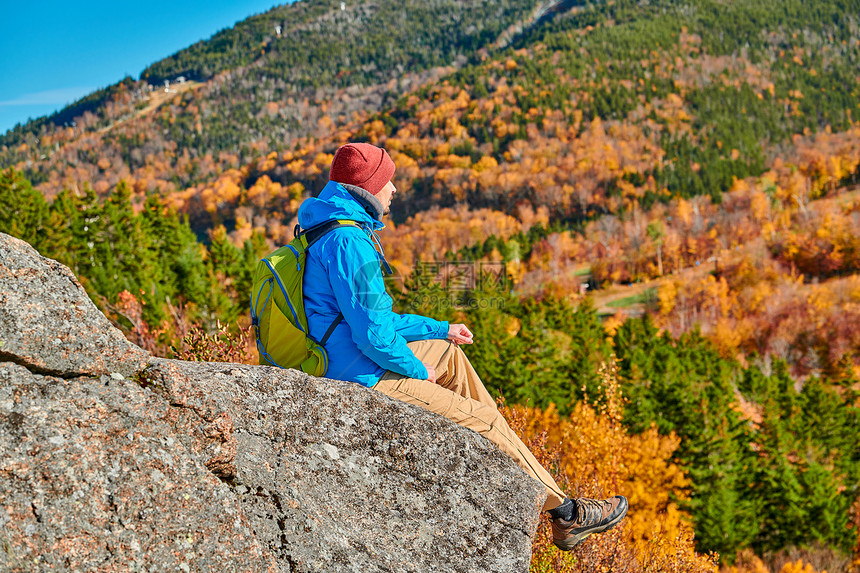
[550,495,628,551]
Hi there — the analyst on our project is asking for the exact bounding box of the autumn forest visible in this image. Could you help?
[1,0,859,571]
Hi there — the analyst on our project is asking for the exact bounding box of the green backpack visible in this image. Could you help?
[250,219,359,375]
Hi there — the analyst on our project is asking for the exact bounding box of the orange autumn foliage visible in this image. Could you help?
[722,546,849,573]
[500,362,718,572]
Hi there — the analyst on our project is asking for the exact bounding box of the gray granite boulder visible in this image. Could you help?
[0,233,149,378]
[141,359,545,572]
[0,232,544,572]
[0,362,277,572]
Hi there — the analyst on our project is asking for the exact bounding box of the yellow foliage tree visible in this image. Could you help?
[500,361,717,572]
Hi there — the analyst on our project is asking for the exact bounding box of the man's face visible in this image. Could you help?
[376,180,396,216]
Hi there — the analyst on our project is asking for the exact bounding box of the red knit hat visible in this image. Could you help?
[329,143,395,195]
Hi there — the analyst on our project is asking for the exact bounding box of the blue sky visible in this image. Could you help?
[0,0,286,135]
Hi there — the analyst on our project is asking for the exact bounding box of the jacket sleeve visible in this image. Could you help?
[393,313,449,342]
[324,229,429,379]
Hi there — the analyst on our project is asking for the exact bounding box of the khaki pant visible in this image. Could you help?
[374,339,566,511]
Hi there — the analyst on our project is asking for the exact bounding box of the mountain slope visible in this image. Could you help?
[2,0,860,566]
[0,0,547,164]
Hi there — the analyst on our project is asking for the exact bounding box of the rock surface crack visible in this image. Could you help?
[0,351,83,380]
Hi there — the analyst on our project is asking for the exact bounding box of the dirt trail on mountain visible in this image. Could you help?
[98,80,201,135]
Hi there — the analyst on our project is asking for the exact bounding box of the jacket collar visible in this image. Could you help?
[340,183,384,222]
[297,181,385,231]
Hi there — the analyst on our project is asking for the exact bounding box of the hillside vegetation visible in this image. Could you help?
[0,0,545,184]
[1,0,859,570]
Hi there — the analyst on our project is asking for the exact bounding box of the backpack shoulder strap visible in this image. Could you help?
[301,219,361,249]
[298,220,357,347]
[320,312,344,344]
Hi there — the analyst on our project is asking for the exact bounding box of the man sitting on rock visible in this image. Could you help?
[296,142,628,550]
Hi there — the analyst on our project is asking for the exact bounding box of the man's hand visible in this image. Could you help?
[447,323,474,345]
[423,364,437,383]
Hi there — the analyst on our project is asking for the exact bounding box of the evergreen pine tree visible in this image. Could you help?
[0,168,49,248]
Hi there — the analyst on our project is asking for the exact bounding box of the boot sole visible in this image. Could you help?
[552,496,629,551]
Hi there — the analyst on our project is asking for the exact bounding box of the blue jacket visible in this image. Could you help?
[297,181,448,387]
